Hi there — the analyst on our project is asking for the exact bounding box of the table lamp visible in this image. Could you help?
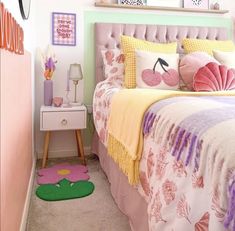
[69,63,83,106]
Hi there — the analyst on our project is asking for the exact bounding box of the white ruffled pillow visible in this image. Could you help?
[213,50,235,69]
[135,50,180,90]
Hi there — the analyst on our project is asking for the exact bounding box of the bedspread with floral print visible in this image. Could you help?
[93,74,123,146]
[93,78,235,231]
[140,96,235,231]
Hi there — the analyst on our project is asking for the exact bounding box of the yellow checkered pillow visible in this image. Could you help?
[121,35,177,88]
[183,39,235,56]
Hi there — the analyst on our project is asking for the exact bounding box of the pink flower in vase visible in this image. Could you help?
[40,45,57,80]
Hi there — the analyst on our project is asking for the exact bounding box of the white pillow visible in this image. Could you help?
[135,50,180,89]
[213,50,235,69]
[101,49,125,79]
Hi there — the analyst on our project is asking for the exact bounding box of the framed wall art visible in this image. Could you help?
[118,0,145,5]
[52,12,76,46]
[147,0,180,7]
[183,0,209,9]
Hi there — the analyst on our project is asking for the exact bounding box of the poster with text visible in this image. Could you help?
[52,12,76,46]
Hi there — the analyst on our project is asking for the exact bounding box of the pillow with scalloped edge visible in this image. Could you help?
[193,62,235,92]
[136,49,180,90]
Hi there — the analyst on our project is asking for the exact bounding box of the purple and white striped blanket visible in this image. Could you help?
[143,96,235,231]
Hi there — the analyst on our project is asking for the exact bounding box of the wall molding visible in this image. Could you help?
[20,155,36,231]
[36,146,91,159]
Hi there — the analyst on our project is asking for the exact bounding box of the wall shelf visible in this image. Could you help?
[95,2,229,14]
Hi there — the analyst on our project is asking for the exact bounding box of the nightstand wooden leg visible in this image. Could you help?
[75,129,86,165]
[42,131,50,168]
[75,130,81,157]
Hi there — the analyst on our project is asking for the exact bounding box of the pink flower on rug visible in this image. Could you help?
[37,163,89,185]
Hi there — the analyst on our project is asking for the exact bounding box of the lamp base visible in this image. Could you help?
[62,103,73,108]
[70,102,82,106]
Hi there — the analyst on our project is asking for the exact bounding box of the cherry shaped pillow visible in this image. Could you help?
[135,50,180,90]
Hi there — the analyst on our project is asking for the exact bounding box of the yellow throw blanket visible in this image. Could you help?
[107,89,235,185]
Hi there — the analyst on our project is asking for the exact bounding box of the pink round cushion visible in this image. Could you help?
[179,52,219,90]
[193,62,235,92]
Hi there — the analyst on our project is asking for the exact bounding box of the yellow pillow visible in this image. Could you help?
[183,39,235,56]
[121,35,177,88]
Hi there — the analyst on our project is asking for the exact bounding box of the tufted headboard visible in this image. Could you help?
[95,23,228,83]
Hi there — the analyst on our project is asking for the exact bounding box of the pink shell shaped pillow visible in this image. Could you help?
[179,52,219,90]
[193,62,235,92]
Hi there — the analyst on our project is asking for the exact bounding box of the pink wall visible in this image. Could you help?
[0,49,33,231]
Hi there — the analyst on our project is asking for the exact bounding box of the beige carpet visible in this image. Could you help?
[26,155,131,231]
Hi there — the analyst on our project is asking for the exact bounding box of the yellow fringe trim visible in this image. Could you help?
[107,134,139,185]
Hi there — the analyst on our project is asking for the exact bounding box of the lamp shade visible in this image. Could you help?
[69,63,83,80]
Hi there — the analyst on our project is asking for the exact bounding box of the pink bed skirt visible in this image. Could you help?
[92,132,148,231]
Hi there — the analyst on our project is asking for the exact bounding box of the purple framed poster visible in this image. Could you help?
[52,12,76,46]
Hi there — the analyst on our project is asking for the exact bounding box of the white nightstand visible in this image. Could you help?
[40,105,87,168]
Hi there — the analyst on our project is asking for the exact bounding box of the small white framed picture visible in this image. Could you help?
[183,0,209,9]
[118,0,145,5]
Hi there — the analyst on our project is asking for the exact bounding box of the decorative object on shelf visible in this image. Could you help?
[69,63,83,106]
[183,0,209,9]
[146,0,180,7]
[118,0,144,5]
[53,97,63,107]
[39,45,57,106]
[210,0,220,10]
[213,2,220,9]
[52,12,76,46]
[96,0,112,3]
[18,0,31,20]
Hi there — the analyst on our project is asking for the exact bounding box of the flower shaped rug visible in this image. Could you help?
[37,163,89,185]
[36,179,95,201]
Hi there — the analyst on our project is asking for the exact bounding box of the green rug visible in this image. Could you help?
[36,179,95,201]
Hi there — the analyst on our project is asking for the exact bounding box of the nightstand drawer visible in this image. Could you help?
[42,111,86,130]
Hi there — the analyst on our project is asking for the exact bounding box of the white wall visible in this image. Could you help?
[32,0,235,158]
[34,0,94,158]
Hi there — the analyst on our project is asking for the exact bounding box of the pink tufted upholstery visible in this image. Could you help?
[95,23,228,83]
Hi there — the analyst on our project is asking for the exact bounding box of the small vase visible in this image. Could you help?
[44,79,53,106]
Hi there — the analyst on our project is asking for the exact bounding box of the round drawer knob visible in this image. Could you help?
[61,119,68,125]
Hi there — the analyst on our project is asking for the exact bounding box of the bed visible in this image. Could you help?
[92,23,235,231]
